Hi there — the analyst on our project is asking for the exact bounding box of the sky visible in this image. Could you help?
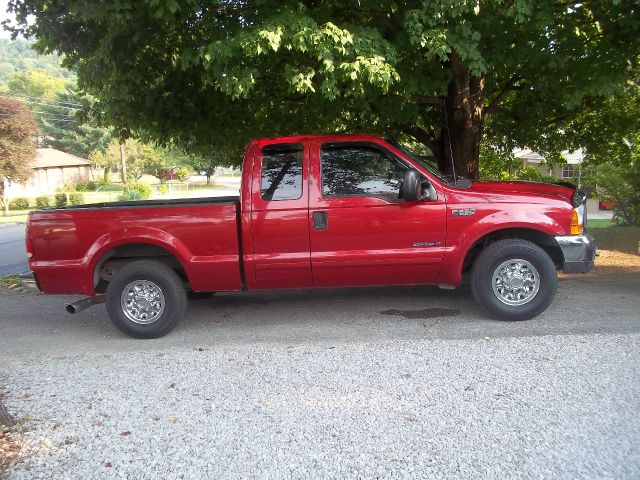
[1,0,16,39]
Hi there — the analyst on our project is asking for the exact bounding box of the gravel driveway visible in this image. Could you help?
[1,270,639,479]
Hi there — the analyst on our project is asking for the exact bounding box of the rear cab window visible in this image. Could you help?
[260,143,303,201]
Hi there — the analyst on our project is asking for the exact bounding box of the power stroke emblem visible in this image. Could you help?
[452,208,476,216]
[412,242,442,247]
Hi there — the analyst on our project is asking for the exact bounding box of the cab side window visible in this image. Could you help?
[321,144,406,201]
[260,144,303,201]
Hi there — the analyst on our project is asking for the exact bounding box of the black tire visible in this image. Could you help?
[187,291,215,300]
[470,239,557,321]
[106,260,187,339]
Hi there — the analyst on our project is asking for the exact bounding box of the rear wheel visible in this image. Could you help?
[106,260,187,339]
[471,239,557,321]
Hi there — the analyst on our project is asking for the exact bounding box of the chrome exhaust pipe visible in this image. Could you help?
[65,295,106,314]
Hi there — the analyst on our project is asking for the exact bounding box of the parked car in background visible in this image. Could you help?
[158,168,179,181]
[598,199,619,211]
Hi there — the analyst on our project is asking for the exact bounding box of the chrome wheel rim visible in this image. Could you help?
[491,259,540,306]
[120,280,165,324]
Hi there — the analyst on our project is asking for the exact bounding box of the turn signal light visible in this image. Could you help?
[570,209,583,235]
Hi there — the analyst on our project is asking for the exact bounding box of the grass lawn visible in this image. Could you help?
[0,210,30,224]
[0,184,229,224]
[587,218,615,229]
[590,224,640,255]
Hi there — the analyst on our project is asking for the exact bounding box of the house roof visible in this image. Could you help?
[33,148,91,169]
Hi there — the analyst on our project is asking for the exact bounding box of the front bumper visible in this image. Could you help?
[555,234,597,274]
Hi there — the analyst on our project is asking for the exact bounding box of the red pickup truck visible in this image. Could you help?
[26,135,596,338]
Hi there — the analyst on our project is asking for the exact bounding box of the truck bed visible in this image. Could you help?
[28,196,243,295]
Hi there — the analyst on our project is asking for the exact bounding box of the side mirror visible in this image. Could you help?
[402,168,421,202]
[403,169,437,202]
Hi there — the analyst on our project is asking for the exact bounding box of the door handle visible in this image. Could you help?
[313,211,328,231]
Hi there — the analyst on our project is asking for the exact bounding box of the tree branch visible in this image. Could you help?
[402,126,441,157]
[485,75,522,117]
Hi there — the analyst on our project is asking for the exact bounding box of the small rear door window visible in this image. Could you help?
[260,144,303,201]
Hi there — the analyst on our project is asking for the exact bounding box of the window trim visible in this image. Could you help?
[260,143,304,201]
[320,141,409,200]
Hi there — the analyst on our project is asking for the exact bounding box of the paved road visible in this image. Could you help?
[0,224,28,275]
[1,268,639,479]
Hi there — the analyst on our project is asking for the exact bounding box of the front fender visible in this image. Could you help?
[438,207,567,285]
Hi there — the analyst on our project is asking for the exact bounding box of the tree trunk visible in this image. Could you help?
[119,142,128,185]
[0,179,7,216]
[434,52,484,179]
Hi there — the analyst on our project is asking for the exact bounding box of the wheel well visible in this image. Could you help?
[94,243,187,293]
[461,228,563,274]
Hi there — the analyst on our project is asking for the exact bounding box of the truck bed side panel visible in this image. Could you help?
[28,201,242,295]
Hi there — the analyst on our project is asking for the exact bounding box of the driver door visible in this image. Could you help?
[308,140,447,287]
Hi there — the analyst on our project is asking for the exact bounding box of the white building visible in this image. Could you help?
[514,148,585,184]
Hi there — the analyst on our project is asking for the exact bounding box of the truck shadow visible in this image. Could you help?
[3,271,639,354]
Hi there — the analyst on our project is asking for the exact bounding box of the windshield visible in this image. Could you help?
[385,138,446,181]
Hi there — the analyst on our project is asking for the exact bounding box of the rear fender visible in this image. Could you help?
[86,227,192,295]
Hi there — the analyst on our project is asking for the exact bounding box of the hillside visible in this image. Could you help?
[0,38,73,85]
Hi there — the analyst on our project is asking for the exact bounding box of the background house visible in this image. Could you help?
[514,148,585,184]
[7,148,92,197]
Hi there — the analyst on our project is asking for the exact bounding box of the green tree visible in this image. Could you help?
[7,68,67,99]
[89,138,170,183]
[0,98,38,215]
[36,88,112,158]
[6,1,640,178]
[183,151,235,186]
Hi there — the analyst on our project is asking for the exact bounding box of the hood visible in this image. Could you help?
[467,180,575,203]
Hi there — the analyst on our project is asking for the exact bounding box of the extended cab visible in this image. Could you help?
[26,135,596,338]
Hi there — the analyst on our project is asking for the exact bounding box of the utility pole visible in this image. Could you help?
[119,142,127,185]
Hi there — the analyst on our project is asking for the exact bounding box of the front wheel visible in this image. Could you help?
[106,260,187,339]
[471,239,557,321]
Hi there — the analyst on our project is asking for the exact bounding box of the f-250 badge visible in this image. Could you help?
[452,208,476,216]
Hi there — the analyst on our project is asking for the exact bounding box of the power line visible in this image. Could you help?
[0,111,75,119]
[0,95,80,111]
[0,91,84,107]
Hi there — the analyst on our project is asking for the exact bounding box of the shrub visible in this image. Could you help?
[55,193,68,208]
[35,196,50,209]
[595,163,640,226]
[159,184,169,195]
[119,182,152,201]
[74,180,98,192]
[69,192,84,206]
[8,198,29,210]
[176,167,190,182]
